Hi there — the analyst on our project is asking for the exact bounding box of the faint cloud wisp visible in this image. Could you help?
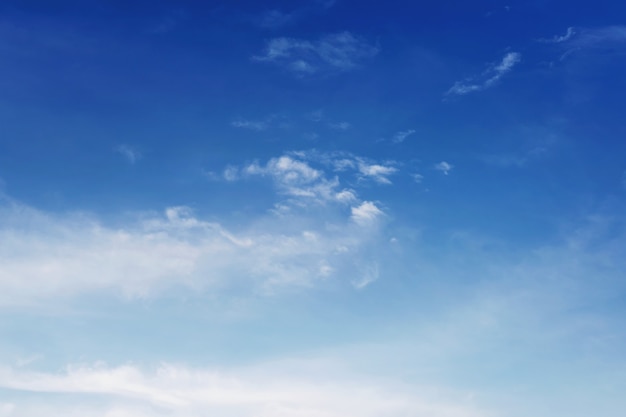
[446,52,521,96]
[115,145,141,164]
[253,32,379,76]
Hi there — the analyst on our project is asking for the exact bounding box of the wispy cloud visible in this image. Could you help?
[231,114,288,131]
[231,118,271,131]
[5,208,626,413]
[232,150,400,188]
[329,121,351,131]
[222,154,396,215]
[255,0,336,29]
[567,26,626,47]
[0,358,486,417]
[239,155,346,204]
[0,190,388,305]
[435,161,453,175]
[446,52,521,96]
[223,165,239,181]
[351,262,379,289]
[357,160,397,184]
[542,26,626,62]
[351,201,384,226]
[115,145,141,164]
[253,32,379,75]
[392,129,416,144]
[540,27,576,43]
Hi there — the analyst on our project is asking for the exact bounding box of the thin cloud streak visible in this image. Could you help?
[446,52,521,96]
[392,129,416,144]
[253,32,379,75]
[541,27,576,43]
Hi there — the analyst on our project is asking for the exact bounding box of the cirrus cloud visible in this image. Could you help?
[253,32,379,76]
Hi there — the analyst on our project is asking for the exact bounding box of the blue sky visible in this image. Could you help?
[1,1,626,416]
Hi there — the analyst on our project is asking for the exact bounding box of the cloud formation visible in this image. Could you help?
[115,145,141,164]
[0,198,385,307]
[224,151,399,198]
[351,201,384,226]
[446,52,521,96]
[543,27,577,43]
[0,152,395,305]
[0,359,486,417]
[434,161,453,175]
[253,32,379,75]
[236,155,348,205]
[568,26,626,47]
[357,161,397,184]
[392,129,416,143]
[539,26,626,62]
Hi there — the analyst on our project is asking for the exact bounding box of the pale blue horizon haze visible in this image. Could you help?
[1,1,626,416]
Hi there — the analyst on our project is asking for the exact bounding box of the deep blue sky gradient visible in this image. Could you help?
[2,2,626,416]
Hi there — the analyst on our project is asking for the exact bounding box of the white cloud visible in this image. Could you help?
[268,156,322,184]
[222,165,239,181]
[546,26,626,63]
[0,360,486,417]
[434,161,453,175]
[225,152,399,205]
[115,145,141,164]
[331,158,356,171]
[392,129,416,143]
[241,156,345,204]
[0,193,385,305]
[0,403,14,417]
[357,161,397,184]
[277,150,399,185]
[413,173,424,183]
[290,59,316,73]
[0,151,397,305]
[335,189,357,203]
[351,201,384,226]
[253,32,379,75]
[494,52,520,72]
[568,26,626,47]
[446,52,521,96]
[544,27,576,43]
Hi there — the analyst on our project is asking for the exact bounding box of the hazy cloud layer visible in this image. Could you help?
[253,32,379,75]
[0,151,392,305]
[0,359,487,417]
